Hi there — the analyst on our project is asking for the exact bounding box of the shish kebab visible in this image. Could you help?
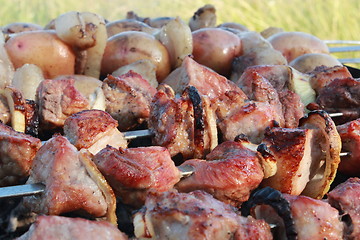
[0,110,351,200]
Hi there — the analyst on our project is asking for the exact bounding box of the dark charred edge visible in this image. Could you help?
[234,134,249,142]
[186,86,205,158]
[241,187,298,240]
[24,100,39,138]
[257,143,272,158]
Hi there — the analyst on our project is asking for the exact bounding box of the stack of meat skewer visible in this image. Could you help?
[0,4,360,240]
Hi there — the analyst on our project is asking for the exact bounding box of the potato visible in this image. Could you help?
[101,31,171,82]
[55,11,107,79]
[2,22,43,34]
[267,31,329,62]
[106,19,158,37]
[189,4,217,31]
[289,53,342,73]
[217,22,249,32]
[192,27,242,77]
[156,17,193,69]
[0,32,14,89]
[5,30,75,79]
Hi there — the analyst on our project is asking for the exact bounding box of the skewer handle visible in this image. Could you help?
[123,129,153,140]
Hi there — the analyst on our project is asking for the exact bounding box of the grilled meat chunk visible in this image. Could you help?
[308,77,360,124]
[17,216,128,240]
[64,109,127,155]
[0,123,41,187]
[261,127,315,195]
[175,140,264,206]
[23,135,116,223]
[133,189,272,240]
[285,194,344,240]
[102,71,156,131]
[93,145,181,207]
[236,65,305,128]
[336,118,360,175]
[243,187,343,240]
[308,65,352,94]
[162,56,242,101]
[149,85,217,160]
[327,177,360,240]
[337,118,360,172]
[217,100,282,144]
[36,78,90,129]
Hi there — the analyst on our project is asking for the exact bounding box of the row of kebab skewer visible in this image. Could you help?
[0,4,360,240]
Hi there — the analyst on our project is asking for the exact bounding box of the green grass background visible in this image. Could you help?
[1,0,359,65]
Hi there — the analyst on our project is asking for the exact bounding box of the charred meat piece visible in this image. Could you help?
[327,177,360,240]
[308,65,352,94]
[242,187,344,240]
[64,109,127,155]
[261,127,316,195]
[175,139,264,206]
[308,77,360,124]
[336,118,360,175]
[133,189,272,240]
[36,78,90,130]
[149,85,217,160]
[278,90,304,128]
[102,71,156,131]
[217,100,282,144]
[149,85,194,159]
[162,56,243,101]
[17,215,128,240]
[0,122,41,187]
[23,135,116,224]
[93,145,181,207]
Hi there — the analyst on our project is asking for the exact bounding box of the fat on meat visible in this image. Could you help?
[23,135,109,218]
[133,189,272,240]
[36,78,90,129]
[93,145,181,207]
[17,215,128,240]
[327,177,360,240]
[175,140,264,206]
[64,109,127,155]
[102,71,156,131]
[0,122,41,187]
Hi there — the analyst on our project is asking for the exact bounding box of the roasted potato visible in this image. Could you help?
[267,31,329,62]
[192,27,242,77]
[101,31,171,82]
[4,30,76,79]
[2,22,43,34]
[289,53,342,73]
